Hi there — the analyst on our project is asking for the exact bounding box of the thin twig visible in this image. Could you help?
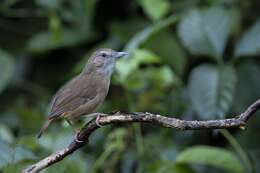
[22,99,260,173]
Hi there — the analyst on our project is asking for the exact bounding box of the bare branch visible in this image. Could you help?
[22,99,260,173]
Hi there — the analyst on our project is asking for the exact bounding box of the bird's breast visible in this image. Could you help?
[69,75,110,119]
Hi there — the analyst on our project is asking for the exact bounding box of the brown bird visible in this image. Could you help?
[37,48,128,139]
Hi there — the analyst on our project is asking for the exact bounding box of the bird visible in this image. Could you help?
[37,48,128,139]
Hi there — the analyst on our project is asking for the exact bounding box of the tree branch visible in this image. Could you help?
[22,99,260,173]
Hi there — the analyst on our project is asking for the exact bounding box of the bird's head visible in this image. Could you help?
[84,48,128,77]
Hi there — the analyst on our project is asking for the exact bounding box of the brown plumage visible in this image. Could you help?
[37,48,128,138]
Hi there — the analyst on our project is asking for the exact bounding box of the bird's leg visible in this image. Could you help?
[66,119,79,133]
[82,113,105,127]
[66,119,83,143]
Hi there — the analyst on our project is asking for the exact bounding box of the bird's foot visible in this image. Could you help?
[95,113,107,127]
[74,132,84,143]
[95,114,104,127]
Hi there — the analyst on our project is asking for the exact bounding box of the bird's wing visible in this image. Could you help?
[48,75,97,119]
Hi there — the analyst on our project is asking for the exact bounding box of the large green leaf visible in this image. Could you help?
[138,0,170,21]
[27,29,94,52]
[109,18,149,44]
[13,146,36,163]
[36,0,62,9]
[177,7,232,60]
[234,20,260,57]
[122,65,176,92]
[188,64,236,119]
[27,1,97,52]
[116,49,161,82]
[0,141,35,169]
[0,140,12,168]
[0,124,14,143]
[61,0,96,32]
[221,129,253,173]
[232,61,260,113]
[124,14,179,55]
[116,15,178,82]
[92,128,127,172]
[142,30,187,75]
[176,146,244,173]
[156,163,197,173]
[0,49,14,94]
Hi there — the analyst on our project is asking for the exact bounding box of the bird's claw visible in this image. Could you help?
[74,133,84,143]
[95,114,103,127]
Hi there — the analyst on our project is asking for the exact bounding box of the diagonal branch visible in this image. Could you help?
[22,99,260,173]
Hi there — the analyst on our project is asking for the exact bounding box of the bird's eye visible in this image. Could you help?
[101,53,107,57]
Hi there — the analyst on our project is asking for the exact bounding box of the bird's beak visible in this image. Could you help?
[113,52,128,59]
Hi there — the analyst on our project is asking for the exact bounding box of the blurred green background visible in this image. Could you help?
[0,0,260,172]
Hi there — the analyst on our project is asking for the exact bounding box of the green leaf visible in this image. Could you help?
[234,20,260,57]
[177,7,232,60]
[37,130,73,152]
[27,0,98,52]
[109,18,149,44]
[176,146,244,173]
[0,141,35,169]
[123,65,176,92]
[142,30,187,75]
[92,128,127,172]
[48,12,62,42]
[124,15,179,55]
[17,135,39,151]
[156,163,197,173]
[36,0,62,9]
[0,124,14,143]
[232,61,260,113]
[3,163,27,173]
[27,29,94,52]
[138,0,170,21]
[116,49,161,82]
[188,64,236,119]
[13,146,36,163]
[61,0,96,32]
[116,15,178,82]
[147,66,175,88]
[220,129,253,173]
[0,49,14,94]
[0,140,12,168]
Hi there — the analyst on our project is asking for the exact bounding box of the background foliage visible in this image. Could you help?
[0,0,259,172]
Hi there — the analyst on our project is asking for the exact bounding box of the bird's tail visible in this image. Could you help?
[37,119,53,138]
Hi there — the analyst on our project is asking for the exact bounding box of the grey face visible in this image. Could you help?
[91,49,128,76]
